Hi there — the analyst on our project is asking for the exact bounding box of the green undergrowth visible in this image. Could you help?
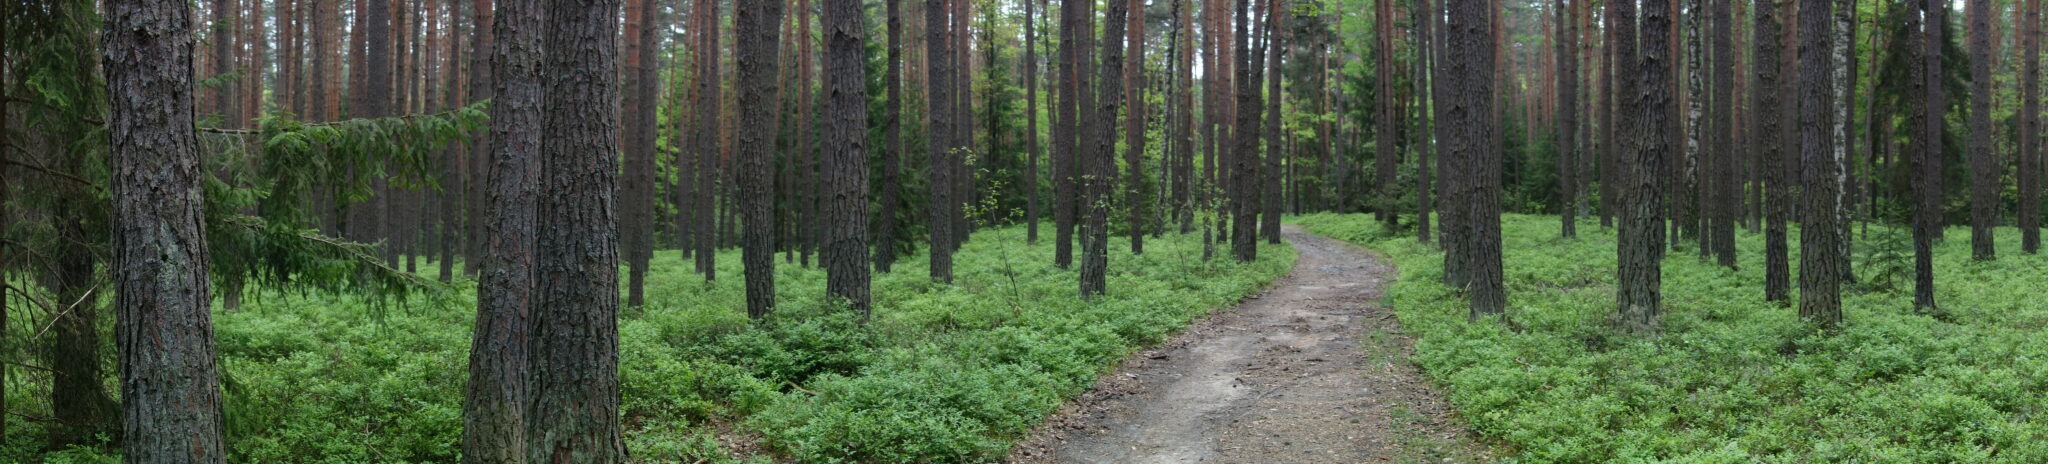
[1295,213,2048,463]
[12,224,1291,463]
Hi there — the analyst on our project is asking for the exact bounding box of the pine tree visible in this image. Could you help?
[739,0,785,315]
[2024,0,2042,254]
[105,0,227,459]
[464,0,537,458]
[877,0,904,271]
[1757,0,1790,303]
[1798,0,1844,327]
[822,0,872,313]
[527,0,629,458]
[1965,0,1995,260]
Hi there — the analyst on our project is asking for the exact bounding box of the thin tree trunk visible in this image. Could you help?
[1710,0,1737,266]
[1083,0,1130,297]
[2023,0,2042,254]
[1025,0,1041,242]
[1261,0,1283,245]
[1126,0,1149,253]
[1230,0,1261,263]
[1557,0,1578,239]
[1375,0,1397,229]
[927,0,958,281]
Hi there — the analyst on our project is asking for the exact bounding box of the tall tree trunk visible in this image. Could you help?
[1261,0,1283,245]
[528,0,629,459]
[465,0,535,458]
[468,0,495,278]
[694,0,722,281]
[1758,0,1790,303]
[1447,0,1503,318]
[105,0,228,458]
[1229,0,1260,262]
[1599,4,1616,229]
[1025,0,1042,242]
[1683,0,1705,253]
[739,0,785,315]
[1416,0,1436,243]
[1617,0,1670,334]
[1557,0,1578,239]
[621,0,656,307]
[1375,0,1397,229]
[1083,0,1130,297]
[927,0,958,281]
[878,0,904,271]
[1798,0,1843,327]
[823,0,872,313]
[1913,0,1945,310]
[1126,0,1148,253]
[1966,0,1995,260]
[2023,0,2042,254]
[1710,0,1737,266]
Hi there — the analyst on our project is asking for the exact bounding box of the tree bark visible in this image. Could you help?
[1375,0,1397,229]
[877,0,904,272]
[1230,0,1261,263]
[1617,0,1670,334]
[1446,0,1503,318]
[1710,0,1737,266]
[1126,0,1148,254]
[1556,0,1578,239]
[528,0,629,460]
[622,0,659,306]
[2024,0,2042,254]
[105,0,228,459]
[1798,0,1843,327]
[694,0,722,281]
[823,0,872,313]
[1913,0,1945,310]
[1083,0,1130,297]
[1025,0,1042,242]
[1966,0,1995,260]
[927,0,958,281]
[1261,0,1283,245]
[1757,0,1791,303]
[739,0,784,315]
[464,0,536,459]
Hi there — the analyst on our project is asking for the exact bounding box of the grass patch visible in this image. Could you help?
[6,224,1291,463]
[1296,213,2048,462]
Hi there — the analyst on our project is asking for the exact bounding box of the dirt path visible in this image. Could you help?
[1008,226,1495,464]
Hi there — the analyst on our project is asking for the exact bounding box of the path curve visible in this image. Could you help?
[1007,225,1493,463]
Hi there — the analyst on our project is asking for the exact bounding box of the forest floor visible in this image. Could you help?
[1007,225,1495,463]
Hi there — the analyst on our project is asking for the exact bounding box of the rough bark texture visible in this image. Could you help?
[739,0,784,315]
[2025,0,2042,254]
[927,0,958,281]
[1966,0,1995,260]
[694,0,721,280]
[823,0,871,313]
[1913,0,1945,310]
[1599,5,1616,229]
[1709,0,1736,266]
[1798,0,1843,328]
[105,0,228,459]
[464,0,536,459]
[1616,0,1668,334]
[1446,0,1503,318]
[878,0,903,272]
[1756,0,1790,303]
[1230,0,1260,263]
[1261,0,1283,245]
[1083,0,1130,297]
[621,0,659,306]
[528,0,628,460]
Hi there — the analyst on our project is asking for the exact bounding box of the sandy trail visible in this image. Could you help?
[1008,225,1494,463]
